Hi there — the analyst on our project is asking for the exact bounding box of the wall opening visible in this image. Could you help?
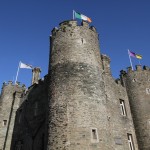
[92,129,97,139]
[120,99,127,116]
[146,88,150,94]
[91,128,99,143]
[127,133,135,150]
[3,120,7,126]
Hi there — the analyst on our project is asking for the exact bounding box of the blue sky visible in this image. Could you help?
[0,0,150,88]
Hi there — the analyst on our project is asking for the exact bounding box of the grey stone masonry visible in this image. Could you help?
[10,76,48,150]
[121,65,150,150]
[32,67,41,85]
[0,81,25,150]
[102,60,139,150]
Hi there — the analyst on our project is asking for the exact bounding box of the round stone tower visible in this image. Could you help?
[48,20,108,150]
[121,65,150,150]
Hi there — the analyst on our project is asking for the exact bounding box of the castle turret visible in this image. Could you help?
[121,65,150,150]
[0,81,25,150]
[48,20,108,149]
[32,67,41,85]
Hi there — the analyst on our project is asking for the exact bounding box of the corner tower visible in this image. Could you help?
[48,20,108,149]
[0,81,25,150]
[121,65,150,150]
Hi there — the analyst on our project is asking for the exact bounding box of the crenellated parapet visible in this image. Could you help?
[120,65,150,84]
[122,65,150,74]
[49,20,102,71]
[1,81,26,97]
[51,20,97,36]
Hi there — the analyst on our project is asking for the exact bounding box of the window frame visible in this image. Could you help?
[127,133,135,150]
[3,120,7,126]
[91,128,99,143]
[120,99,127,116]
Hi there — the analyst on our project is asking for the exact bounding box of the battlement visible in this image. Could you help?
[2,81,26,88]
[101,54,111,62]
[51,20,97,36]
[120,65,150,76]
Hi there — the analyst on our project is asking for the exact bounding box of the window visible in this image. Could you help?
[127,134,135,150]
[3,120,7,126]
[146,88,150,94]
[120,99,127,116]
[91,128,99,143]
[132,79,137,82]
[34,102,38,116]
[92,129,97,139]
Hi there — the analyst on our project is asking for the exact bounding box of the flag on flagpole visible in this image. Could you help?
[20,62,33,69]
[128,50,142,59]
[15,61,33,84]
[74,11,92,23]
[135,54,142,59]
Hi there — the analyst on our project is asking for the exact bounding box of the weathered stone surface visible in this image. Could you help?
[0,81,25,150]
[121,65,150,150]
[10,77,48,150]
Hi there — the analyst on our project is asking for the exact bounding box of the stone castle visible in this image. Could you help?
[0,20,150,150]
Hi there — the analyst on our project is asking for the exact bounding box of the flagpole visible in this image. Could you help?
[138,59,141,65]
[15,61,21,84]
[73,10,75,20]
[128,49,134,70]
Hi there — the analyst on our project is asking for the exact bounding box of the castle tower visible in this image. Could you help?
[32,67,41,85]
[48,20,108,149]
[121,65,150,150]
[0,81,25,150]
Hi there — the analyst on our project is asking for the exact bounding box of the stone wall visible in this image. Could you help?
[0,81,25,150]
[10,77,48,150]
[121,65,150,150]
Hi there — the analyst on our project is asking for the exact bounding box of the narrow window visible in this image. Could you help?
[127,134,135,150]
[91,128,99,143]
[34,102,38,116]
[3,120,7,126]
[132,79,136,82]
[146,88,150,94]
[92,129,97,139]
[120,99,127,116]
[81,38,83,44]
